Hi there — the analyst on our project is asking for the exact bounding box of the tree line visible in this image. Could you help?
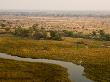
[0,21,110,41]
[13,24,62,41]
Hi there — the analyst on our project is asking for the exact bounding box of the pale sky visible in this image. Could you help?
[0,0,110,11]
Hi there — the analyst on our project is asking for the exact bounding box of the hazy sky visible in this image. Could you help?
[0,0,110,10]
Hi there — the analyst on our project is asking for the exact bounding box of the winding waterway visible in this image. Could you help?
[0,53,93,82]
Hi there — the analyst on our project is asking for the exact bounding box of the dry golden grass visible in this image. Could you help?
[0,34,110,64]
[0,34,110,82]
[0,58,71,82]
[1,16,110,34]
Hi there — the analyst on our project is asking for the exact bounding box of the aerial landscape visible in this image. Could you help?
[0,0,110,82]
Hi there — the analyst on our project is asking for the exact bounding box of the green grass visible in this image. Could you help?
[0,34,110,82]
[0,58,71,82]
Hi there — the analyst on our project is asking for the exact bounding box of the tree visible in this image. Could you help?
[32,23,40,31]
[98,30,108,41]
[0,23,6,28]
[33,31,44,40]
[4,27,11,33]
[99,30,105,36]
[14,27,29,37]
[50,31,62,41]
[63,30,74,37]
[91,31,97,39]
[89,30,110,41]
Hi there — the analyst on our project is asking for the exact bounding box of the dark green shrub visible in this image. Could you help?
[33,32,44,40]
[50,31,62,41]
[63,30,74,37]
[14,27,30,37]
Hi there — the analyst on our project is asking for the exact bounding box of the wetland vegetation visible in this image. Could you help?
[0,58,71,82]
[0,18,110,82]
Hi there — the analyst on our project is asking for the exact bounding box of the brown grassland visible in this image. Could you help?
[0,58,70,82]
[1,16,110,34]
[0,16,110,82]
[0,34,110,81]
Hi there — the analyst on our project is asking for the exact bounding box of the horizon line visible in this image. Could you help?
[0,9,110,12]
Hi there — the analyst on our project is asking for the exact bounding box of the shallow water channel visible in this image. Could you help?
[0,53,93,82]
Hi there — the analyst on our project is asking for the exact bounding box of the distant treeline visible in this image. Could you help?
[0,21,110,41]
[12,26,110,41]
[0,11,110,17]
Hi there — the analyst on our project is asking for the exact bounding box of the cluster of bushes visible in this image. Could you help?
[0,21,11,33]
[63,30,74,37]
[63,30,110,41]
[13,25,110,41]
[63,30,85,38]
[88,30,110,41]
[0,21,110,41]
[50,31,62,41]
[13,25,62,41]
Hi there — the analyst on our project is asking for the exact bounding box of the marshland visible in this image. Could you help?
[0,14,110,82]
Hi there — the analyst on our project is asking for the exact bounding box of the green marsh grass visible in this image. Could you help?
[0,34,110,81]
[0,58,71,82]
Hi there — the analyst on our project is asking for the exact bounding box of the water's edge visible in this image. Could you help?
[0,53,92,82]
